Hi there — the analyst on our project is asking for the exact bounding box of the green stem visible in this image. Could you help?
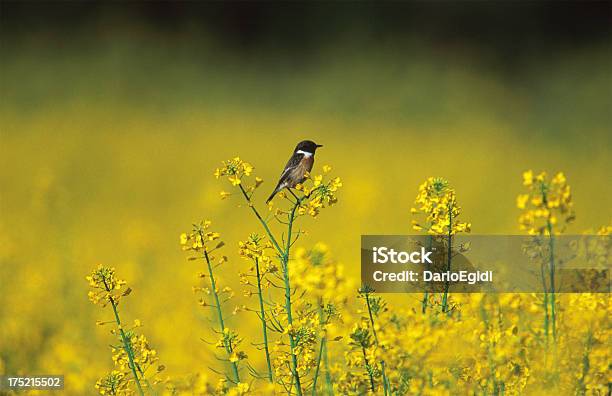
[540,262,550,342]
[312,301,333,396]
[204,249,240,383]
[541,185,557,341]
[321,321,333,394]
[361,346,376,393]
[103,281,144,396]
[364,292,390,395]
[577,332,592,395]
[312,336,326,395]
[421,291,429,314]
[238,184,284,255]
[421,236,433,314]
[322,339,333,395]
[283,201,303,396]
[441,205,453,314]
[254,257,273,383]
[547,223,556,340]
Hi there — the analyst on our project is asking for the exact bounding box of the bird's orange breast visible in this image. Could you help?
[287,156,314,186]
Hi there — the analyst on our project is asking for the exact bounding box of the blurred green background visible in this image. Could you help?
[1,2,610,393]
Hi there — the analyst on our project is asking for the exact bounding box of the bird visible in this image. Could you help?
[266,140,323,203]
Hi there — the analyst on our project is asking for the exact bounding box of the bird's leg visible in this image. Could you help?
[287,188,301,203]
[282,191,298,205]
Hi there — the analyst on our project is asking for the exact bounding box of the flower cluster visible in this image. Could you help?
[95,371,129,395]
[272,311,320,392]
[86,265,128,307]
[238,233,279,294]
[292,167,342,218]
[236,232,277,384]
[334,288,611,395]
[87,266,164,395]
[216,160,263,202]
[216,328,247,364]
[465,295,531,394]
[347,323,379,392]
[285,244,350,394]
[289,243,351,304]
[517,170,574,235]
[238,233,276,266]
[571,225,611,268]
[560,293,611,394]
[214,157,254,186]
[215,379,250,396]
[179,220,223,254]
[411,177,471,235]
[162,373,215,395]
[111,332,158,372]
[411,177,471,314]
[180,220,245,388]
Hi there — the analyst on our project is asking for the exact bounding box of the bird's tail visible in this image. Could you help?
[266,185,282,203]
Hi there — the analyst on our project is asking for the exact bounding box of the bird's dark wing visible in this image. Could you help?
[266,152,304,203]
[278,153,304,183]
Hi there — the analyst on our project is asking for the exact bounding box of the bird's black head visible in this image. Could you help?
[294,140,323,154]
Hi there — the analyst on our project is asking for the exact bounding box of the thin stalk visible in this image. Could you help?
[312,300,333,396]
[282,201,303,396]
[540,261,550,342]
[421,291,429,314]
[311,336,326,395]
[479,298,492,394]
[238,185,283,255]
[441,204,453,314]
[254,257,274,382]
[361,346,376,393]
[135,366,156,396]
[321,321,333,394]
[541,185,557,340]
[577,332,592,395]
[480,296,503,396]
[103,280,144,396]
[421,235,433,314]
[364,292,390,396]
[321,338,333,395]
[546,221,556,340]
[204,249,240,383]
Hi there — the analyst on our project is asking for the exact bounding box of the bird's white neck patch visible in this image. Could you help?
[296,150,313,157]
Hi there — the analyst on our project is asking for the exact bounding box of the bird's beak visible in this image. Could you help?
[316,144,323,148]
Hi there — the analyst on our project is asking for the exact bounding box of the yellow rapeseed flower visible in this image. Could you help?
[214,157,254,186]
[411,177,470,235]
[517,170,574,235]
[86,265,127,306]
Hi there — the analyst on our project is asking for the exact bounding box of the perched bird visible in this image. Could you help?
[266,140,323,203]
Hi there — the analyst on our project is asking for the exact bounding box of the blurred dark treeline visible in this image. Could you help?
[1,1,610,58]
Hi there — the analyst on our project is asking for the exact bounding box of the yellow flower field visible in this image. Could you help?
[1,7,610,395]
